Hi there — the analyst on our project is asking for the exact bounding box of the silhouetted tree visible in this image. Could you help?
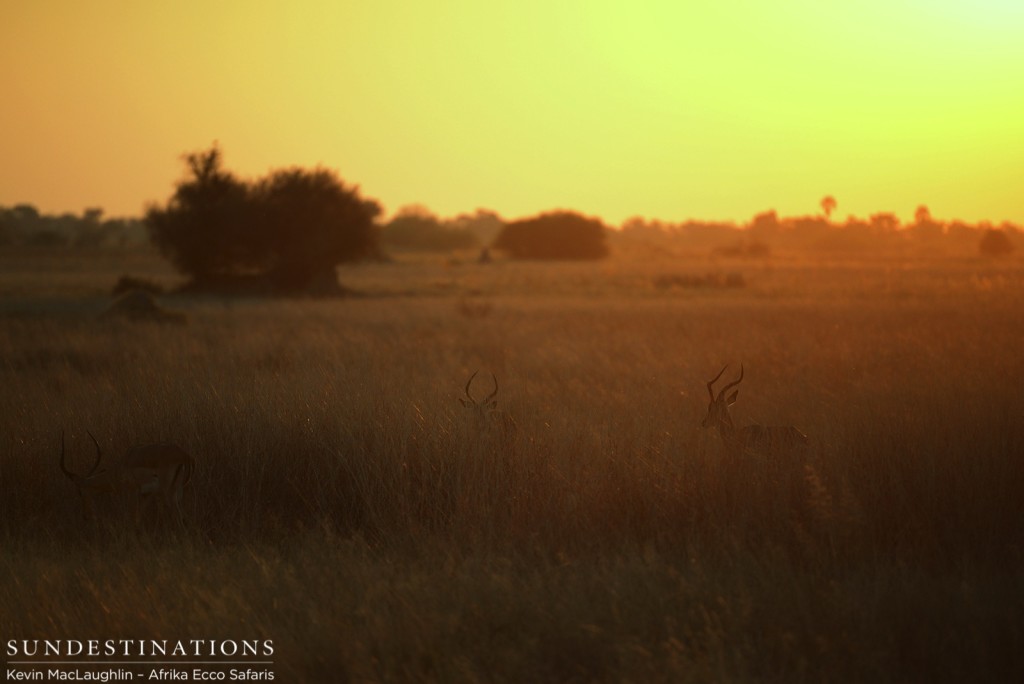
[914,205,931,225]
[0,203,145,248]
[252,167,381,290]
[978,228,1014,258]
[73,207,109,248]
[450,209,505,244]
[381,205,478,252]
[820,195,837,219]
[11,204,40,225]
[869,212,900,234]
[146,146,381,293]
[146,146,255,282]
[493,210,608,260]
[909,204,944,242]
[748,210,780,240]
[0,210,17,245]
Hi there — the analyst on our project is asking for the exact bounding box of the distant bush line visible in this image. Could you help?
[0,205,145,248]
[4,161,1020,269]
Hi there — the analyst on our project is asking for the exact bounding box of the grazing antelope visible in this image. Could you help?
[59,431,195,529]
[701,365,808,455]
[460,371,518,437]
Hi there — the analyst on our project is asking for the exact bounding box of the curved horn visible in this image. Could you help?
[706,364,729,401]
[59,431,75,480]
[464,371,480,403]
[482,374,499,405]
[717,364,744,401]
[85,431,103,476]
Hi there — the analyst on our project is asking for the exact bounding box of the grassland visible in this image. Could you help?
[2,246,1023,682]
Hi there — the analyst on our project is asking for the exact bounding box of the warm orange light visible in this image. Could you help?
[0,1,1021,226]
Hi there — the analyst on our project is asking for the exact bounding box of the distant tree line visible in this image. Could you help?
[616,200,1021,259]
[381,206,501,252]
[380,206,610,261]
[6,170,1020,267]
[0,204,145,248]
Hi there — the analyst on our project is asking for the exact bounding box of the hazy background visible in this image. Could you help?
[2,0,1022,224]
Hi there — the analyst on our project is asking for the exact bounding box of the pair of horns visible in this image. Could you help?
[706,364,743,402]
[464,371,498,404]
[59,431,104,480]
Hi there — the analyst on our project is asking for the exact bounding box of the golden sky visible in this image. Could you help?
[1,1,1022,225]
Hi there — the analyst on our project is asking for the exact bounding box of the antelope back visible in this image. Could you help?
[739,425,809,452]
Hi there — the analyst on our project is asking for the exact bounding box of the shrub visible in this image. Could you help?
[978,228,1014,258]
[494,211,608,260]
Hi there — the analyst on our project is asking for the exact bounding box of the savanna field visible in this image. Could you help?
[2,247,1023,682]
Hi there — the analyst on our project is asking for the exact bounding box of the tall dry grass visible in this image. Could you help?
[1,251,1023,681]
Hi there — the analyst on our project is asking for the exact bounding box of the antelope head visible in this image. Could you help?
[59,431,109,520]
[59,431,195,528]
[700,364,809,455]
[702,364,744,433]
[459,371,519,441]
[460,370,499,416]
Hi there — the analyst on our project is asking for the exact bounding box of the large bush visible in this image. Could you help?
[493,210,608,260]
[146,146,381,293]
[252,167,381,290]
[147,148,255,281]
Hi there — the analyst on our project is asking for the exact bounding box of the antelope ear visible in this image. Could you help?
[459,399,471,407]
[727,390,739,405]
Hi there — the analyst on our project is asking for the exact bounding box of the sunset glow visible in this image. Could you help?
[2,0,1021,224]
